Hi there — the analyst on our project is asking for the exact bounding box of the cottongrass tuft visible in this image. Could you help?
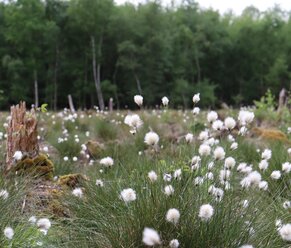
[72,188,83,198]
[4,227,14,239]
[148,171,158,182]
[120,188,136,203]
[166,208,180,224]
[198,204,214,221]
[164,185,174,196]
[278,223,291,241]
[37,218,51,235]
[169,239,180,248]
[100,157,114,167]
[144,131,159,146]
[142,227,161,246]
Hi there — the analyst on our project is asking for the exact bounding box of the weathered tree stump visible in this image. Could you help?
[6,101,39,172]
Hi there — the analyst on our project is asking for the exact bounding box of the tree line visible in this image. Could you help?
[0,0,290,110]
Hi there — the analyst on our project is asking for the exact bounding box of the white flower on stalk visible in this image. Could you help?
[162,96,169,106]
[259,160,269,171]
[198,144,211,156]
[13,151,23,161]
[212,120,224,131]
[258,181,268,190]
[63,156,69,161]
[4,227,14,239]
[164,185,174,196]
[224,157,236,170]
[100,157,114,167]
[205,172,214,180]
[238,110,255,125]
[37,218,51,235]
[144,131,159,146]
[219,169,231,182]
[207,111,218,123]
[0,189,9,200]
[194,176,204,186]
[224,117,236,130]
[239,245,253,248]
[279,223,291,241]
[173,169,182,180]
[134,95,143,106]
[282,162,291,173]
[271,170,281,180]
[124,114,143,132]
[239,126,248,136]
[185,133,193,143]
[213,146,225,160]
[72,188,83,198]
[198,204,214,221]
[148,171,158,182]
[288,148,291,155]
[207,162,215,170]
[166,208,180,224]
[283,201,291,209]
[142,227,161,246]
[192,107,200,115]
[96,179,104,187]
[120,188,136,203]
[237,163,247,172]
[230,142,238,150]
[29,216,37,224]
[198,130,209,141]
[261,149,272,160]
[169,239,180,248]
[163,173,172,182]
[192,93,200,103]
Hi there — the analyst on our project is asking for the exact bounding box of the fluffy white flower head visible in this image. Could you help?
[199,144,211,156]
[279,223,291,241]
[37,218,51,235]
[164,185,174,196]
[199,204,214,221]
[207,111,218,123]
[224,157,236,169]
[134,95,143,106]
[192,93,200,103]
[166,208,180,224]
[148,171,158,182]
[142,227,161,246]
[271,170,281,180]
[262,149,272,160]
[4,227,14,239]
[213,146,225,160]
[120,188,136,202]
[144,131,159,146]
[169,239,180,248]
[224,117,236,130]
[100,157,114,167]
[72,188,83,198]
[185,133,193,143]
[0,189,9,200]
[162,96,169,106]
[13,151,23,161]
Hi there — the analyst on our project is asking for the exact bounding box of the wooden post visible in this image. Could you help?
[278,88,286,112]
[6,102,39,172]
[68,94,76,113]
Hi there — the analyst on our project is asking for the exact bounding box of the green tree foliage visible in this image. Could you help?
[0,0,290,109]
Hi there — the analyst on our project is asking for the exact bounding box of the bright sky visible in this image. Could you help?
[115,0,291,15]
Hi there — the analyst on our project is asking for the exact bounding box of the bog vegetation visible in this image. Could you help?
[0,93,290,248]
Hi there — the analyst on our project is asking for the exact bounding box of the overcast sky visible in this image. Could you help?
[115,0,291,15]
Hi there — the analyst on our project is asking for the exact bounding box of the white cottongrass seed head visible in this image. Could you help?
[120,188,136,202]
[169,239,180,248]
[279,223,291,241]
[100,157,114,167]
[134,95,143,106]
[199,204,214,221]
[166,208,180,224]
[13,151,23,161]
[192,93,200,103]
[162,96,169,106]
[144,131,159,146]
[164,185,174,196]
[213,146,225,160]
[207,111,218,123]
[142,227,161,246]
[37,218,51,235]
[72,188,83,198]
[148,171,158,182]
[224,117,236,130]
[4,227,14,239]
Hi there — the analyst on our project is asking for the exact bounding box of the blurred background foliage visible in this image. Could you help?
[0,0,290,109]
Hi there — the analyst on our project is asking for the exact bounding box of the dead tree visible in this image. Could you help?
[6,102,39,172]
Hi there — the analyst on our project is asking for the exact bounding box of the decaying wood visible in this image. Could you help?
[6,102,39,171]
[278,88,287,112]
[109,97,113,112]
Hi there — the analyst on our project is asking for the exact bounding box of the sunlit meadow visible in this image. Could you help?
[0,93,291,248]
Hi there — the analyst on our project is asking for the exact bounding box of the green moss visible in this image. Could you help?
[12,153,54,180]
[57,173,86,188]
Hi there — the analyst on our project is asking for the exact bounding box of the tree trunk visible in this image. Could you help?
[5,102,39,172]
[91,35,105,111]
[34,70,39,108]
[194,49,201,83]
[53,45,59,111]
[68,94,76,113]
[134,72,142,95]
[112,63,120,109]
